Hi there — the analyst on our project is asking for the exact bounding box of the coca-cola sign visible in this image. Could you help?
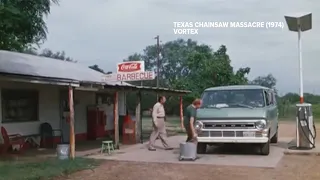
[117,61,145,73]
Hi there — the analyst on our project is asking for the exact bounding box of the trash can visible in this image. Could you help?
[56,144,70,160]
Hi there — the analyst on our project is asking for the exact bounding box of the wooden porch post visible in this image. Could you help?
[113,91,119,149]
[68,86,75,160]
[135,91,142,143]
[179,96,183,124]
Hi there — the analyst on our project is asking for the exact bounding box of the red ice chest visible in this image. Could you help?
[122,115,136,144]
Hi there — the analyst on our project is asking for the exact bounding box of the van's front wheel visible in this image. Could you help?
[271,127,279,143]
[260,141,270,155]
[197,143,207,154]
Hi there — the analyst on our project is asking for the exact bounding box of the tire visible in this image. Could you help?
[260,140,270,155]
[197,143,207,154]
[270,129,278,143]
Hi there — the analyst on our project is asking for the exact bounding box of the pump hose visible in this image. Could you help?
[298,116,316,148]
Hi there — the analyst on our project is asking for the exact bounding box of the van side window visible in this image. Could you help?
[264,90,270,106]
[272,92,276,105]
[269,92,274,105]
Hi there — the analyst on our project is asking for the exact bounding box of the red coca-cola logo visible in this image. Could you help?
[118,62,142,72]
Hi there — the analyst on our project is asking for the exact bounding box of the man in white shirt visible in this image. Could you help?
[148,96,173,151]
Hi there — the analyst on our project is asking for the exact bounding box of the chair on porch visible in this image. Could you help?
[39,123,62,148]
[0,126,25,154]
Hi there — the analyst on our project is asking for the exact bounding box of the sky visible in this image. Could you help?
[42,0,319,95]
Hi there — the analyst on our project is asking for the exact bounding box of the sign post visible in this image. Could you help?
[284,13,312,103]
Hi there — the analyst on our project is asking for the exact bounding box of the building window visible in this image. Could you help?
[96,93,114,105]
[1,89,39,123]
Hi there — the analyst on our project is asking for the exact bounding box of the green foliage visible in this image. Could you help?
[312,104,320,119]
[0,157,101,180]
[278,93,320,120]
[23,48,77,62]
[0,0,58,51]
[250,74,277,89]
[250,75,320,120]
[89,64,105,73]
[124,39,251,114]
[23,48,108,75]
[39,48,76,62]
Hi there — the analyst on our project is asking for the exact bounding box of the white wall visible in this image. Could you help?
[0,81,60,135]
[0,80,127,136]
[74,90,95,134]
[98,91,126,131]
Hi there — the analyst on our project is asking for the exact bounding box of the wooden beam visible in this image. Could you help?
[68,86,75,160]
[113,91,119,149]
[135,91,142,143]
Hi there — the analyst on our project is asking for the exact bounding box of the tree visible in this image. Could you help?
[24,48,109,74]
[125,39,250,90]
[39,48,77,62]
[89,64,105,73]
[124,39,251,114]
[250,74,277,89]
[0,0,58,51]
[23,48,78,63]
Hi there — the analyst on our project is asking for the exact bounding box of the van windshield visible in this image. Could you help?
[201,89,265,108]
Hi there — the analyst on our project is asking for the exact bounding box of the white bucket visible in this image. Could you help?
[56,144,70,160]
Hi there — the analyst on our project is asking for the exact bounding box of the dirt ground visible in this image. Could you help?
[60,155,320,180]
[59,122,320,180]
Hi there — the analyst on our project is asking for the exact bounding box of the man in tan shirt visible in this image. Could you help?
[148,96,173,151]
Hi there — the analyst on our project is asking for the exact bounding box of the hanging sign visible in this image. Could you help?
[102,71,155,82]
[102,60,154,82]
[117,61,145,73]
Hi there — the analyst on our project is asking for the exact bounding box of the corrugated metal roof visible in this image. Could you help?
[0,50,189,94]
[0,50,131,86]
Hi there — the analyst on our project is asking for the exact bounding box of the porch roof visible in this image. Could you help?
[0,50,131,87]
[0,50,190,94]
[105,84,191,94]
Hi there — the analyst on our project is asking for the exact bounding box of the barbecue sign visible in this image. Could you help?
[102,61,155,82]
[103,71,155,82]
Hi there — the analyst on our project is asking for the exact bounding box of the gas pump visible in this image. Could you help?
[290,103,317,150]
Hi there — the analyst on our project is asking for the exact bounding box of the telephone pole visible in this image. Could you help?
[154,35,160,99]
[155,35,160,88]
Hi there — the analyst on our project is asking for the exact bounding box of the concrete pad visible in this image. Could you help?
[284,139,320,156]
[89,135,287,168]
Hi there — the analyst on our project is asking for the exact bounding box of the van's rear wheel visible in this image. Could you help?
[197,143,207,154]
